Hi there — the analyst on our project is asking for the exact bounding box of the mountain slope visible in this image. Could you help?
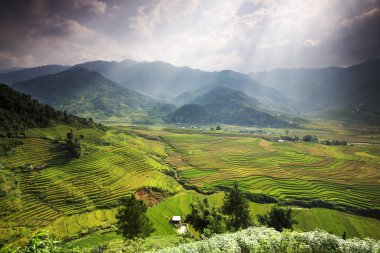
[70,59,138,83]
[165,87,293,127]
[12,68,157,120]
[118,61,291,111]
[70,59,290,112]
[250,59,380,114]
[0,84,96,153]
[0,65,69,85]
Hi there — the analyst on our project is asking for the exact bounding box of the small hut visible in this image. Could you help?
[171,216,181,227]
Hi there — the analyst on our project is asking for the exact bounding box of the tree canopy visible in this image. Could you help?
[115,195,155,239]
[258,205,297,231]
[185,198,226,236]
[222,181,252,230]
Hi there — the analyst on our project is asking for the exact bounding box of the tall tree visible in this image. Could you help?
[186,198,226,236]
[116,195,155,239]
[257,205,297,231]
[222,181,251,230]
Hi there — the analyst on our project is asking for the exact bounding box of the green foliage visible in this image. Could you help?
[303,135,318,142]
[215,125,222,130]
[0,84,102,154]
[258,205,297,231]
[0,162,18,197]
[155,226,380,253]
[17,231,59,253]
[280,135,301,141]
[185,198,226,236]
[321,139,348,146]
[0,162,20,217]
[342,231,347,240]
[65,131,82,158]
[116,195,155,239]
[222,181,252,230]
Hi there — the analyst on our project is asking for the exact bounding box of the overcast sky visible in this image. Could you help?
[0,0,379,72]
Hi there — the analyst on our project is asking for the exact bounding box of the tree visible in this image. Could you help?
[18,231,59,253]
[303,135,318,142]
[186,198,226,236]
[222,181,251,230]
[342,231,347,240]
[216,125,222,130]
[257,205,297,231]
[116,195,155,239]
[66,131,82,158]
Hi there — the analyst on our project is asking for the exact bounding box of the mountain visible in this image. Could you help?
[117,61,291,112]
[120,61,210,101]
[250,59,380,114]
[0,67,24,74]
[70,59,138,83]
[0,65,69,84]
[172,89,205,106]
[165,87,294,127]
[72,59,290,112]
[12,68,158,121]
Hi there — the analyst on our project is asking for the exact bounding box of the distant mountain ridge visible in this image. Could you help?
[250,59,380,114]
[12,68,158,121]
[165,87,294,127]
[70,59,138,83]
[4,58,379,125]
[70,60,290,110]
[0,65,69,85]
[0,60,292,115]
[121,62,287,103]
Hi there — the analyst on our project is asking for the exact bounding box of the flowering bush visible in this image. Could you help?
[155,227,380,253]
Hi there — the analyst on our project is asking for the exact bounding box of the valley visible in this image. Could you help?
[1,1,380,251]
[0,59,379,252]
[1,119,379,251]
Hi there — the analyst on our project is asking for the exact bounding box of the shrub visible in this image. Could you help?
[154,226,380,253]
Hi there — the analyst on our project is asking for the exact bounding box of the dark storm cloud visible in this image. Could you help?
[0,0,104,42]
[0,0,379,71]
[335,5,380,64]
[0,0,120,68]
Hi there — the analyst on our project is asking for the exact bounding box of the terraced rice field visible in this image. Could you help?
[1,125,380,243]
[3,137,71,168]
[0,127,181,240]
[162,132,380,211]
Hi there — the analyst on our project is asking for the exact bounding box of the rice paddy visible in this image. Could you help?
[1,123,379,246]
[161,132,380,211]
[0,126,181,240]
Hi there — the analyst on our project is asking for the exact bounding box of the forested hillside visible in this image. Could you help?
[0,84,100,154]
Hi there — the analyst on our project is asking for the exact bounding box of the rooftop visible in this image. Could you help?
[172,216,181,222]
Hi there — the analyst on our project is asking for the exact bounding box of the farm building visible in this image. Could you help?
[171,216,181,224]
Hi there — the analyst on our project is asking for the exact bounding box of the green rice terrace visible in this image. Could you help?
[1,123,380,251]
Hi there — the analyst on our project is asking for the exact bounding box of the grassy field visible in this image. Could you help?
[69,190,380,251]
[147,191,380,240]
[1,122,379,250]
